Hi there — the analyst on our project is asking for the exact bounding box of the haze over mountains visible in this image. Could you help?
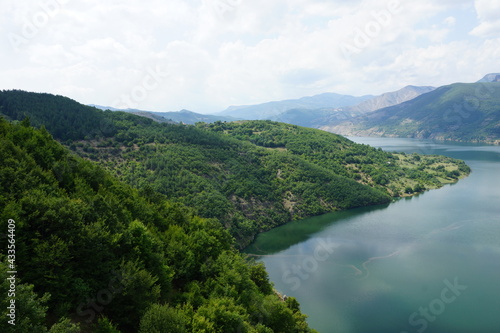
[93,85,435,125]
[266,85,436,128]
[88,74,499,143]
[344,86,436,114]
[325,81,500,143]
[478,73,500,83]
[89,105,239,124]
[222,85,436,122]
[218,93,374,120]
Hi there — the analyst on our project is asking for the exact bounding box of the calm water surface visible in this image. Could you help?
[244,138,500,333]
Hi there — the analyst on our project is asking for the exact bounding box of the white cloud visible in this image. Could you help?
[470,0,500,36]
[0,0,498,113]
[444,16,456,27]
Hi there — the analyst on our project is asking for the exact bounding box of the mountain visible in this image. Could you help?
[322,82,500,143]
[0,90,470,248]
[269,107,353,128]
[90,105,238,124]
[477,73,500,83]
[219,92,373,120]
[88,104,124,111]
[344,85,436,113]
[269,86,436,127]
[128,110,176,123]
[91,85,435,127]
[153,109,239,124]
[0,116,317,333]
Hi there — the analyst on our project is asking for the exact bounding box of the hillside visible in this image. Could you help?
[0,118,317,332]
[322,82,500,143]
[0,90,470,248]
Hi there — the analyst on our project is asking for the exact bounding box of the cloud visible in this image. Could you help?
[470,0,500,36]
[444,16,456,27]
[0,0,498,113]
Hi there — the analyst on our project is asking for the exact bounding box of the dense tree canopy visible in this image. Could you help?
[0,90,471,332]
[0,118,316,332]
[0,90,470,248]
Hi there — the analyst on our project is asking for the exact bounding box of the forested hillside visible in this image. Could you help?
[0,90,470,248]
[323,83,500,143]
[0,117,316,332]
[202,120,470,193]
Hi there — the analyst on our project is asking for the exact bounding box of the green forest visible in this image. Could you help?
[0,90,471,332]
[0,117,316,332]
[0,90,470,248]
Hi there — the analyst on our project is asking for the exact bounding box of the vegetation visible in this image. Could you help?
[0,90,470,248]
[0,90,472,332]
[200,120,470,197]
[0,118,317,332]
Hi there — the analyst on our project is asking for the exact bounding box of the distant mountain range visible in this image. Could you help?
[218,92,374,120]
[264,85,436,127]
[89,73,499,143]
[92,85,433,127]
[344,85,435,114]
[89,105,238,124]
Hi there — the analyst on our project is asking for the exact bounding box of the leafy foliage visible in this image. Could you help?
[0,90,470,248]
[0,118,316,332]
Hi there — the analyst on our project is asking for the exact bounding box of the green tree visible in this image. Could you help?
[95,316,122,333]
[0,261,50,333]
[139,304,190,333]
[48,318,80,333]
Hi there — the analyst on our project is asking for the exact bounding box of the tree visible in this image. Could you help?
[0,261,50,333]
[404,186,414,194]
[48,318,80,333]
[94,316,122,333]
[139,304,190,333]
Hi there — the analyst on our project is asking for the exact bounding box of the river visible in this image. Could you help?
[244,138,500,333]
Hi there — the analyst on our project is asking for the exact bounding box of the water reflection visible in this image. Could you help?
[248,139,500,333]
[244,204,390,255]
[348,137,500,162]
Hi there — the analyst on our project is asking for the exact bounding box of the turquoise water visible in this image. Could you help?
[244,138,500,333]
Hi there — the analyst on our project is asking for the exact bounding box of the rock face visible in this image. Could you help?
[344,85,436,114]
[477,73,500,83]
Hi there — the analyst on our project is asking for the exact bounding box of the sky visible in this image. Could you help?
[1,0,499,114]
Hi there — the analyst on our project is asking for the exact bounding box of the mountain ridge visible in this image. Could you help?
[477,73,500,83]
[321,82,500,143]
[219,92,374,120]
[343,85,436,114]
[89,105,239,124]
[257,85,436,128]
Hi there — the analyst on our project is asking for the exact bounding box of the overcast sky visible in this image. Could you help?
[1,0,499,113]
